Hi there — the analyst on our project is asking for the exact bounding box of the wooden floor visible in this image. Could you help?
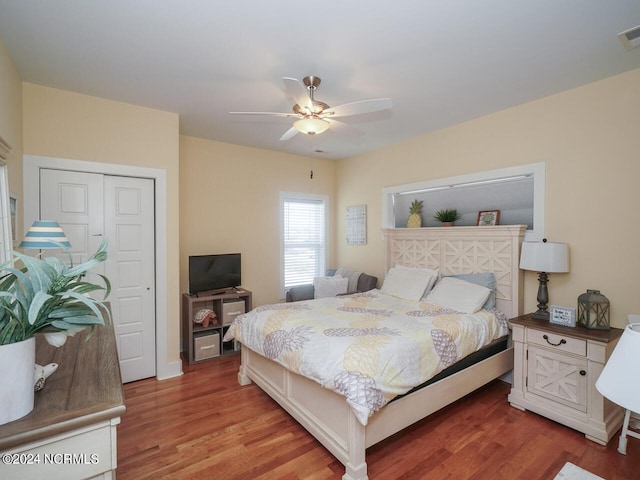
[117,355,638,479]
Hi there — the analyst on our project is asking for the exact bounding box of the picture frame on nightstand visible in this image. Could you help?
[549,305,576,327]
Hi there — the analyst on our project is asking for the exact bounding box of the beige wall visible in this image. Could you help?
[336,68,640,328]
[179,135,337,306]
[22,83,182,364]
[0,35,23,235]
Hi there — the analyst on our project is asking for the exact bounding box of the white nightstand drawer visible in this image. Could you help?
[527,328,586,357]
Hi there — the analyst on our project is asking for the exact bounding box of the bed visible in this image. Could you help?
[227,225,525,480]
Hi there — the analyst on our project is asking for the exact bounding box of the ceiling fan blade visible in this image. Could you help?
[283,77,312,112]
[325,98,392,118]
[326,119,364,137]
[229,111,297,117]
[279,127,299,142]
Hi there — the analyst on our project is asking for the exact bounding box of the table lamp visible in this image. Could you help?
[519,239,569,320]
[595,322,640,454]
[19,220,71,249]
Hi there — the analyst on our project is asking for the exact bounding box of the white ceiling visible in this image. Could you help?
[1,1,639,160]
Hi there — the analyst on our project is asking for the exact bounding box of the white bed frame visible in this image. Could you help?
[237,225,526,480]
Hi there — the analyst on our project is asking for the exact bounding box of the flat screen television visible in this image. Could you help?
[188,253,241,295]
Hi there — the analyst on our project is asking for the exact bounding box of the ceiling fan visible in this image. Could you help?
[230,76,392,141]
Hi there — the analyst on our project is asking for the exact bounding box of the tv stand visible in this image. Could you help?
[181,289,252,364]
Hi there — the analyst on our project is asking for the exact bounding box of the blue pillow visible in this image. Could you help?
[443,272,496,309]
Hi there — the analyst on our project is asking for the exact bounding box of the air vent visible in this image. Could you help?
[618,25,640,50]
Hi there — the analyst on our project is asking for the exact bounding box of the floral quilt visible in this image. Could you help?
[223,290,508,425]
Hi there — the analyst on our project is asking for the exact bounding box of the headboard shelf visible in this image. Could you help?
[383,225,526,318]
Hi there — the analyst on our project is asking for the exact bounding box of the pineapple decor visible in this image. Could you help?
[407,200,423,228]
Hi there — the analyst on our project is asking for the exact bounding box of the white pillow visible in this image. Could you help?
[381,266,439,301]
[396,265,439,297]
[425,277,491,314]
[314,275,349,299]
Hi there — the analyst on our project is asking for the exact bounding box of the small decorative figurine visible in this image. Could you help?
[194,308,217,328]
[34,363,58,391]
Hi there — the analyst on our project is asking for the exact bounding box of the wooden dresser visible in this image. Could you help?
[0,325,125,479]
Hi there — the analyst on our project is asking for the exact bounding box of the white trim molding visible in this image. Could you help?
[0,136,12,264]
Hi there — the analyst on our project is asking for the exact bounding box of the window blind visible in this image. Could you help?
[281,195,326,291]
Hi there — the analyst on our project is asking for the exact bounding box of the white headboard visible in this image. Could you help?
[383,225,526,318]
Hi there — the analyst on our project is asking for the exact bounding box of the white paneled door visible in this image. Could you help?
[40,169,103,267]
[40,169,156,383]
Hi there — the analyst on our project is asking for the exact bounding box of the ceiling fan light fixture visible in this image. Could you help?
[294,117,330,135]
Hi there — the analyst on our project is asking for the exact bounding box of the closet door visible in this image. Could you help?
[40,169,156,382]
[104,175,156,382]
[39,169,104,268]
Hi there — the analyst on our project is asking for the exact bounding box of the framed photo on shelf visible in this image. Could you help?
[549,305,576,327]
[477,210,500,226]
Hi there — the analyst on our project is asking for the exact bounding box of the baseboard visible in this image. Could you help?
[157,359,183,380]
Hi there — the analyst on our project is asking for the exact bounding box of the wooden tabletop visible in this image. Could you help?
[0,324,125,451]
[509,313,623,344]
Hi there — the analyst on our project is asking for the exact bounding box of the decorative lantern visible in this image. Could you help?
[577,289,610,330]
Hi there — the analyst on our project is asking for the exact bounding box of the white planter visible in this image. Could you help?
[0,337,35,425]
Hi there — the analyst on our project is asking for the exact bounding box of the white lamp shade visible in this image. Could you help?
[19,220,71,249]
[519,241,569,273]
[595,323,640,413]
[293,117,330,135]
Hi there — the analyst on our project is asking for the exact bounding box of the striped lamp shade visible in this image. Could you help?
[19,221,71,249]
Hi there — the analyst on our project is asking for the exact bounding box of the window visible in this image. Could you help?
[382,162,545,241]
[280,192,327,296]
[0,136,13,265]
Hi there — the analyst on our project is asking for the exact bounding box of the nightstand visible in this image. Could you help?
[508,313,625,445]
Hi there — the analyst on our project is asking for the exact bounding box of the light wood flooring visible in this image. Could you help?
[117,355,639,479]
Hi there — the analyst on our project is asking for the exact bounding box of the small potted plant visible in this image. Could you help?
[434,209,461,227]
[0,238,111,425]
